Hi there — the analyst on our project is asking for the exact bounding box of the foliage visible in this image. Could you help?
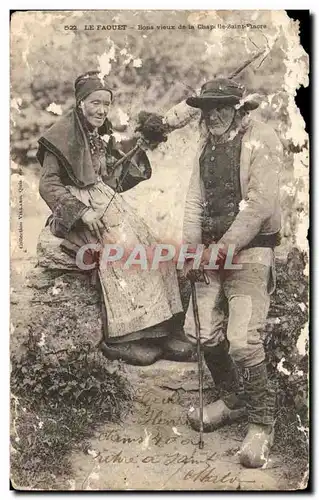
[11,11,307,161]
[10,11,309,251]
[264,249,309,459]
[10,340,133,490]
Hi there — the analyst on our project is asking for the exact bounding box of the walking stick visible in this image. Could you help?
[190,278,205,450]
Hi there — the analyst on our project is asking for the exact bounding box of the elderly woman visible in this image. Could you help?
[36,71,193,365]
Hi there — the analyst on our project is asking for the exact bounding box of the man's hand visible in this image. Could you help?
[183,258,208,283]
[81,208,107,241]
[201,243,228,268]
[184,243,228,281]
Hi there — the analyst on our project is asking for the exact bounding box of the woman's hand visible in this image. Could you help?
[81,208,107,241]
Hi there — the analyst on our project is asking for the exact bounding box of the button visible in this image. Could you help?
[210,156,215,161]
[211,145,216,151]
[228,211,235,216]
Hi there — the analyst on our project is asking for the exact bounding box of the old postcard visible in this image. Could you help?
[10,10,309,491]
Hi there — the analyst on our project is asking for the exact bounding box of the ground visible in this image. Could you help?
[52,361,303,491]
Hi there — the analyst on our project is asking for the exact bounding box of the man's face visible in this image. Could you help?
[81,90,112,128]
[205,106,235,136]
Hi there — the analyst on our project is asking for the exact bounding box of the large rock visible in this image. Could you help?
[11,265,103,361]
[10,263,192,363]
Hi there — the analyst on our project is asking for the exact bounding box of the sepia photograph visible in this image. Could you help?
[10,9,309,491]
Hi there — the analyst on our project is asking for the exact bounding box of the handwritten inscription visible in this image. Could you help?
[98,429,198,447]
[133,388,187,426]
[95,429,239,486]
[137,407,186,426]
[184,465,238,484]
[94,447,239,485]
[92,388,242,487]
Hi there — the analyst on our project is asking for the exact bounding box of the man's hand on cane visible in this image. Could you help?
[184,247,208,282]
[184,243,228,281]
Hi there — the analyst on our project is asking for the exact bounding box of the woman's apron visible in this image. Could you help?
[64,180,183,340]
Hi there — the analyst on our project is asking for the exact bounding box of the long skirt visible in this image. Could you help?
[38,180,183,341]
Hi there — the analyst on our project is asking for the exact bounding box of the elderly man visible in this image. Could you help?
[163,78,282,468]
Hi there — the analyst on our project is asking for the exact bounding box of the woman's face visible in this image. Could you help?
[80,90,112,128]
[205,106,235,136]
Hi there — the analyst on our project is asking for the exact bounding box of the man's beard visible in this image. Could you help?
[208,123,230,136]
[207,115,235,136]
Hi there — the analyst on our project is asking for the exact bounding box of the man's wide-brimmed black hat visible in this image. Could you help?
[186,78,259,111]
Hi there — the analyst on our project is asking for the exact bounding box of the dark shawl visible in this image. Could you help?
[36,108,114,187]
[37,108,151,190]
